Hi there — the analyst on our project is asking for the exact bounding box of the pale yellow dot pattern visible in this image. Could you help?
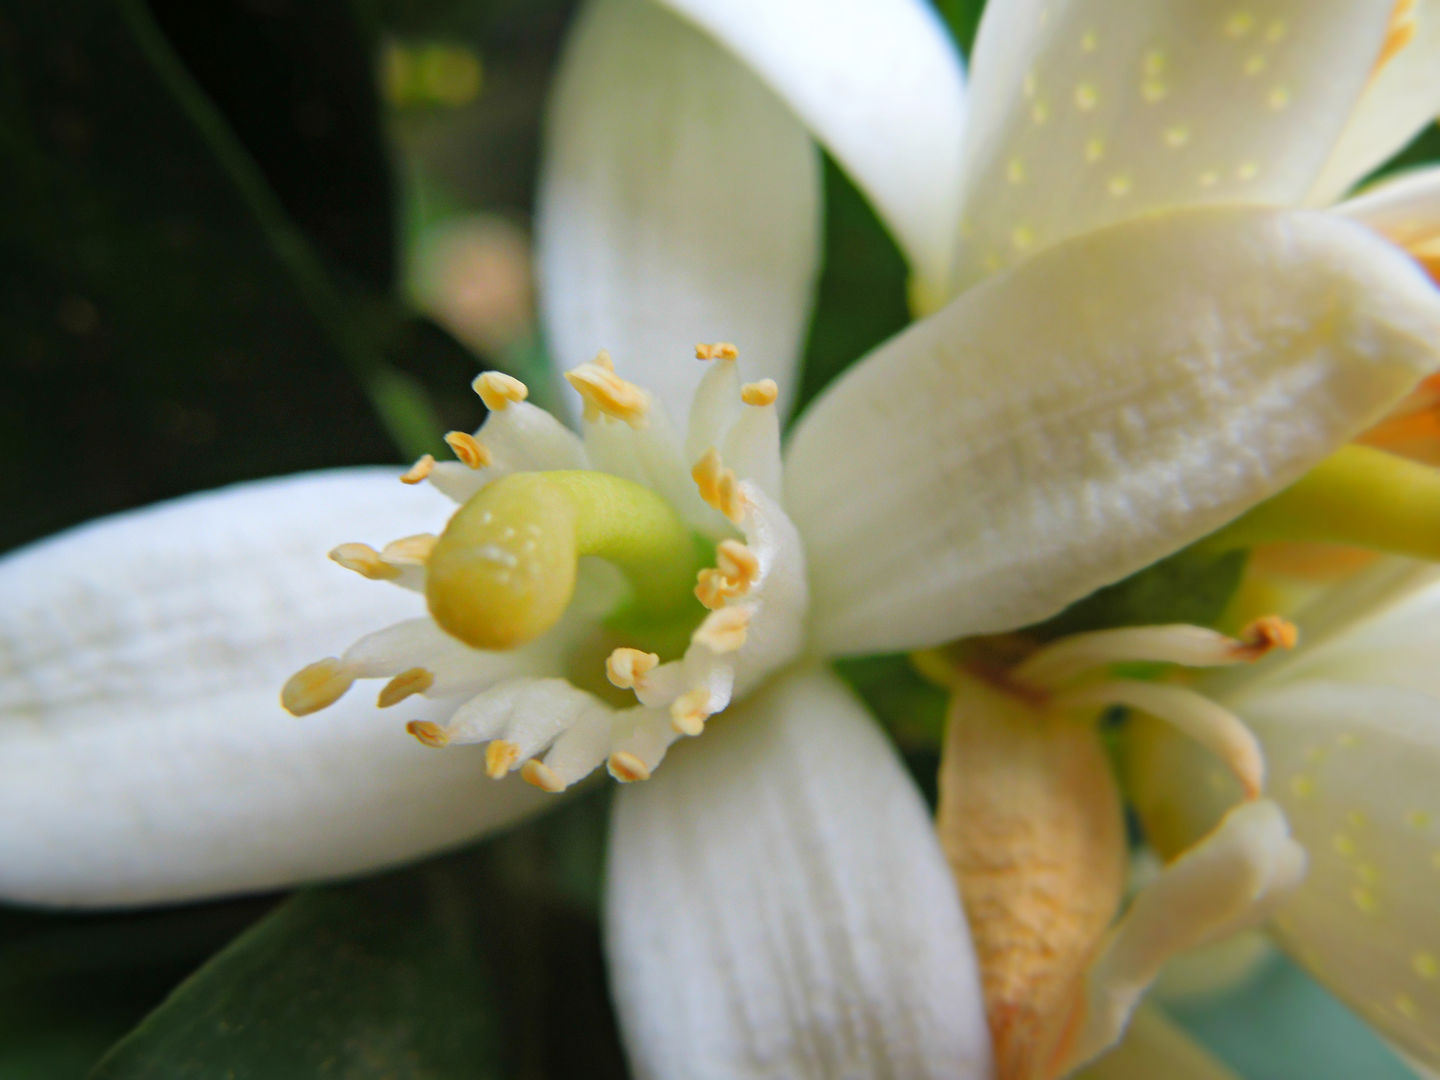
[949,0,1394,289]
[1414,952,1439,980]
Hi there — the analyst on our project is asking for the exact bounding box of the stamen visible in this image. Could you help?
[473,371,528,411]
[608,750,652,782]
[716,539,760,587]
[1054,680,1265,798]
[444,430,492,469]
[740,379,778,407]
[693,605,751,653]
[1374,0,1416,77]
[695,342,738,360]
[380,534,438,566]
[377,667,434,708]
[485,739,520,779]
[669,688,712,736]
[606,647,660,690]
[565,354,650,426]
[695,568,739,610]
[692,448,746,523]
[521,758,566,792]
[406,720,450,748]
[1015,618,1297,688]
[281,658,355,716]
[329,542,401,581]
[400,454,435,484]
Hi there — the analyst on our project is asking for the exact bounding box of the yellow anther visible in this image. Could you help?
[1375,0,1417,77]
[740,379,779,407]
[695,568,738,610]
[329,542,401,581]
[473,371,528,411]
[380,533,438,566]
[485,739,520,779]
[716,539,760,589]
[695,342,738,361]
[281,658,355,716]
[406,720,450,748]
[1233,615,1298,660]
[606,647,660,690]
[444,430,492,469]
[400,454,435,484]
[593,348,615,370]
[377,667,434,708]
[565,356,651,426]
[692,448,747,523]
[693,605,751,654]
[521,759,566,792]
[608,751,652,783]
[670,688,712,736]
[717,469,744,523]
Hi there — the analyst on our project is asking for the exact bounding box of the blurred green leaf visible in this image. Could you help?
[793,156,911,420]
[0,0,435,552]
[1029,548,1250,640]
[934,0,987,55]
[89,869,501,1080]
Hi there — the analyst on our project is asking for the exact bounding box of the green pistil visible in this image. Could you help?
[1202,445,1440,560]
[426,471,707,652]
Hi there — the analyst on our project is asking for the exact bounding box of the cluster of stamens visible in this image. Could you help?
[282,343,802,795]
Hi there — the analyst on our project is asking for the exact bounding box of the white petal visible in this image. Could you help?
[1227,680,1440,1071]
[1337,165,1440,251]
[537,0,821,423]
[0,470,550,906]
[653,0,966,293]
[1309,3,1440,204]
[1062,800,1305,1073]
[1076,1004,1240,1080]
[605,665,993,1080]
[784,206,1440,656]
[951,0,1392,290]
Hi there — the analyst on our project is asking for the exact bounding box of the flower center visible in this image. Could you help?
[425,470,706,652]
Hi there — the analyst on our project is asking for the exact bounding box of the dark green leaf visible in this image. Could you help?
[90,868,501,1080]
[1029,548,1250,640]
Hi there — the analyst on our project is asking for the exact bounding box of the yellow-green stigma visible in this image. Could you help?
[425,470,706,651]
[1201,444,1440,560]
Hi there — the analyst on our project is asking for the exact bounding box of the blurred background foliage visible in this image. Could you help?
[0,0,1436,1075]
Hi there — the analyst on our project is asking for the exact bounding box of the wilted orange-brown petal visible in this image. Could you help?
[936,670,1127,1080]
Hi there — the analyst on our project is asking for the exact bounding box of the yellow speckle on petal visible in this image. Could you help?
[1163,125,1191,148]
[1141,79,1169,103]
[1244,53,1268,76]
[1011,224,1037,252]
[1107,174,1133,197]
[1348,810,1367,828]
[1410,810,1433,830]
[1084,138,1105,163]
[1264,19,1288,43]
[1333,833,1357,858]
[1198,169,1221,188]
[1006,157,1027,184]
[1031,99,1051,125]
[1414,952,1440,979]
[1290,774,1315,799]
[1337,732,1359,748]
[1266,86,1291,111]
[1396,993,1419,1019]
[1144,49,1167,76]
[1235,162,1260,181]
[1352,886,1378,913]
[1080,30,1098,52]
[1356,863,1379,885]
[1225,12,1256,38]
[1074,83,1099,111]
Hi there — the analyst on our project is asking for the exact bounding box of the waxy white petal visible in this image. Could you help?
[1310,3,1440,204]
[785,206,1440,656]
[951,0,1392,290]
[605,665,993,1080]
[1224,681,1440,1071]
[1338,165,1440,254]
[0,470,549,906]
[653,0,966,293]
[1063,801,1304,1073]
[537,0,821,424]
